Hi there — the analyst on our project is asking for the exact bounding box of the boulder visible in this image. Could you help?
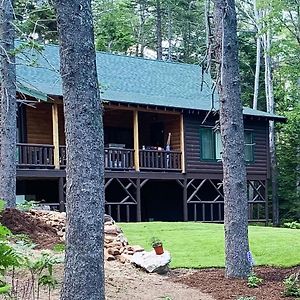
[116,233,128,245]
[104,214,114,224]
[108,247,121,256]
[104,225,122,235]
[127,245,144,253]
[131,250,171,274]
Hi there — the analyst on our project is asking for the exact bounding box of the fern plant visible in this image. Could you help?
[283,273,300,297]
[247,272,263,288]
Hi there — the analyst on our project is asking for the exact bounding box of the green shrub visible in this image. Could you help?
[247,272,263,288]
[283,273,300,297]
[0,200,61,298]
[283,221,300,229]
[237,297,256,300]
[17,200,38,211]
[53,243,65,253]
[0,200,24,296]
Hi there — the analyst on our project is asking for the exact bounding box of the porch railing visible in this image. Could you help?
[59,146,135,170]
[17,144,181,171]
[104,148,134,170]
[139,149,182,171]
[59,146,66,168]
[17,143,54,168]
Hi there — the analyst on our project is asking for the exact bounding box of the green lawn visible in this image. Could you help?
[120,222,300,268]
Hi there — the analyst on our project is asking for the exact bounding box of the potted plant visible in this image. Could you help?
[151,237,164,255]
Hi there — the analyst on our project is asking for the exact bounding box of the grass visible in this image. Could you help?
[119,222,300,269]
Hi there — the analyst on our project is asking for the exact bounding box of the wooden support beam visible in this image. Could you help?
[264,179,269,226]
[105,102,180,115]
[133,110,140,171]
[183,178,188,221]
[59,177,65,212]
[180,114,186,173]
[136,178,141,222]
[52,103,60,169]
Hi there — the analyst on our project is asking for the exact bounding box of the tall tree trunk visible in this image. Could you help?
[136,1,147,57]
[167,4,172,61]
[252,0,261,110]
[52,1,105,299]
[0,0,16,207]
[213,0,251,278]
[263,23,279,226]
[156,0,163,60]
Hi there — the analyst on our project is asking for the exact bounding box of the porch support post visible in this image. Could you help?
[265,179,269,226]
[52,102,60,169]
[183,177,188,221]
[59,177,65,212]
[136,178,141,222]
[180,114,186,173]
[133,110,140,171]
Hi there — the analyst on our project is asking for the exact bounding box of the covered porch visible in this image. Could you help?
[16,101,184,172]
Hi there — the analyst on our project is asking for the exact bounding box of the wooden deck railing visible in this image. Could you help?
[59,146,67,168]
[104,148,134,170]
[139,149,182,171]
[17,144,181,171]
[17,143,54,168]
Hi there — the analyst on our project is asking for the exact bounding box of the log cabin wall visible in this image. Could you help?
[26,103,53,144]
[138,112,181,150]
[103,108,134,148]
[58,104,65,145]
[103,108,133,128]
[164,114,181,151]
[184,112,269,177]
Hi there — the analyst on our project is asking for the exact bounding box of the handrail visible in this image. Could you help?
[104,148,134,170]
[17,143,54,168]
[139,149,182,170]
[17,144,181,171]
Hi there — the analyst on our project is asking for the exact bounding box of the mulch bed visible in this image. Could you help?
[171,266,300,300]
[0,208,61,249]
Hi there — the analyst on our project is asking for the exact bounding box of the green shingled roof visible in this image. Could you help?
[16,42,284,120]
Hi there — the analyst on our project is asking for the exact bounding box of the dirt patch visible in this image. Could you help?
[171,266,300,300]
[0,208,61,249]
[9,262,214,300]
[104,261,214,300]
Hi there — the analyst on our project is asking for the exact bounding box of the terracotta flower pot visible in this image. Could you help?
[153,245,164,255]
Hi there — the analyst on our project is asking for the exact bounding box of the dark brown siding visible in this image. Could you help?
[58,104,65,145]
[184,113,269,177]
[164,115,181,151]
[26,103,53,144]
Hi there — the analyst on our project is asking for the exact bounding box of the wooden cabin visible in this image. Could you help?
[15,43,284,222]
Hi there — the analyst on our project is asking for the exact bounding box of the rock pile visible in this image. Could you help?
[2,209,144,263]
[27,210,66,242]
[104,215,144,263]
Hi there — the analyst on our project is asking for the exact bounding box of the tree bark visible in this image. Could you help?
[213,0,251,278]
[52,1,105,299]
[156,0,163,60]
[167,4,172,61]
[0,0,16,207]
[262,22,279,226]
[252,0,262,110]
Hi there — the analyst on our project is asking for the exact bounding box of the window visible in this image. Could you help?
[244,131,254,162]
[199,128,254,162]
[199,128,222,161]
